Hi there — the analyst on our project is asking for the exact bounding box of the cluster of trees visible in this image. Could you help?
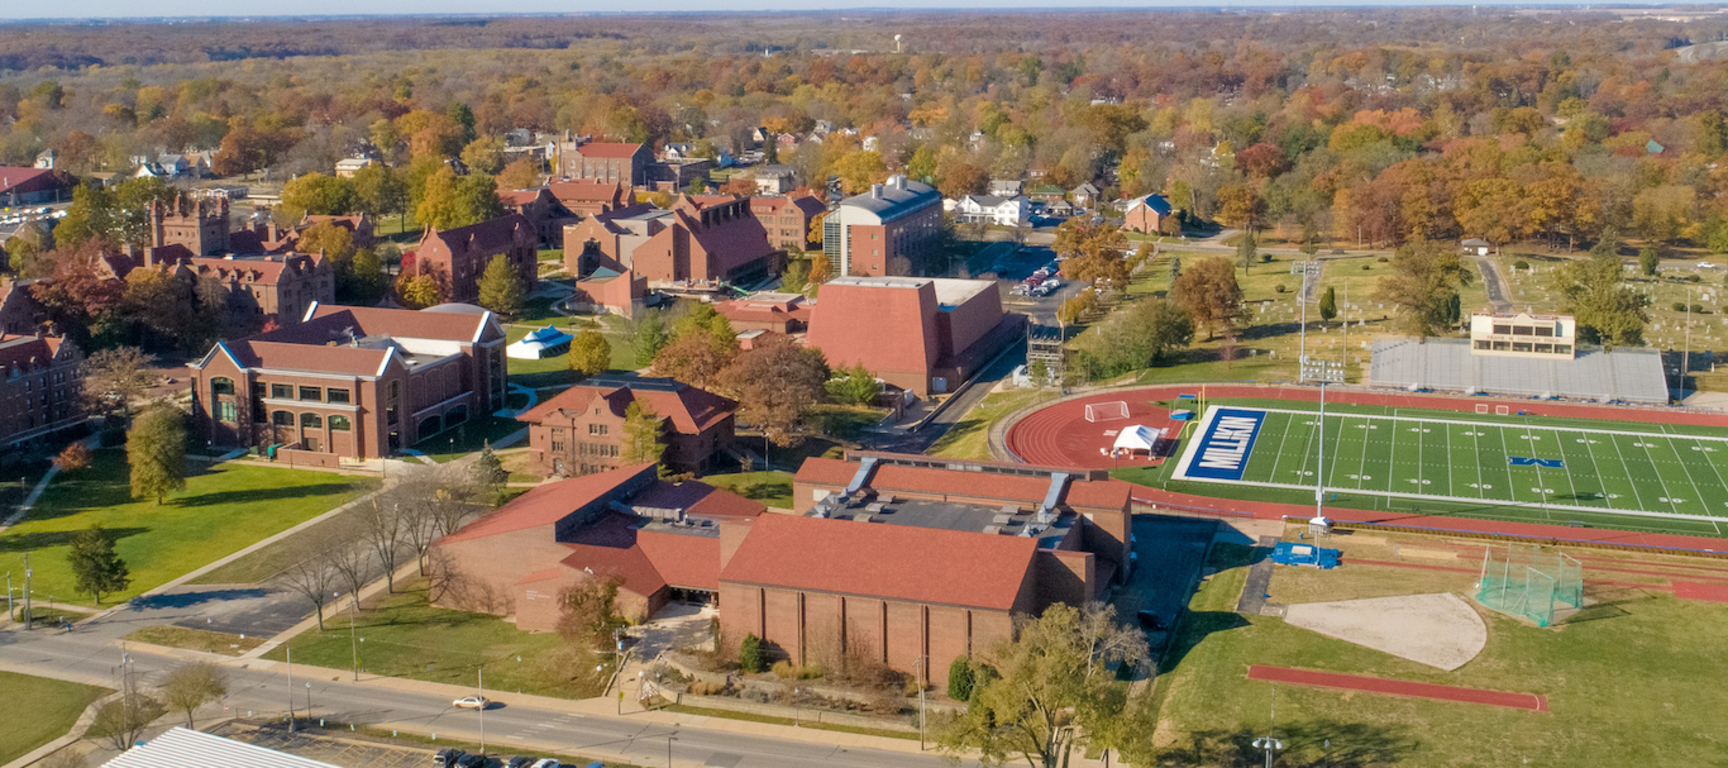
[5,9,1728,259]
[645,304,833,448]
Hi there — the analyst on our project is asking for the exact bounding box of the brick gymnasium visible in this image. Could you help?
[432,452,1133,686]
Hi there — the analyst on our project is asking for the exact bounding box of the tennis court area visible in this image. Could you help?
[1170,403,1728,536]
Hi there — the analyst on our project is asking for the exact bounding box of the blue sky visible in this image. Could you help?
[0,2,1693,22]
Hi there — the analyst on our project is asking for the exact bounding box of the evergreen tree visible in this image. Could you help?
[1319,285,1338,323]
[127,407,185,504]
[477,254,527,320]
[473,442,508,505]
[633,313,669,368]
[621,400,666,468]
[1236,228,1258,273]
[569,330,612,379]
[68,525,130,605]
[947,657,977,702]
[740,633,764,673]
[1639,246,1660,277]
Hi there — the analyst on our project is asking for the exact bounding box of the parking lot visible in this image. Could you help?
[1114,514,1218,656]
[993,244,1084,322]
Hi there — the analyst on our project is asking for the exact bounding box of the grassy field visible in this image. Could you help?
[504,321,640,390]
[927,387,1056,460]
[0,450,374,607]
[1151,532,1728,766]
[264,580,605,699]
[703,470,795,509]
[417,415,528,463]
[0,671,110,765]
[124,624,266,655]
[1139,400,1728,538]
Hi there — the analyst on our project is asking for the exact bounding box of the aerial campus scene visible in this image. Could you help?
[6,3,1728,768]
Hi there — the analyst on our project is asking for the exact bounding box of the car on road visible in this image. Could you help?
[433,749,465,766]
[1137,610,1167,631]
[452,695,492,709]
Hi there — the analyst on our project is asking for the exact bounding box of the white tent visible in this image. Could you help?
[507,325,574,360]
[1111,424,1164,454]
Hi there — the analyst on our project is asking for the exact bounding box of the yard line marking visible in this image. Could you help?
[1469,423,1485,500]
[1266,411,1294,482]
[1609,433,1653,514]
[1247,406,1728,443]
[1498,427,1545,519]
[1638,431,1684,517]
[1575,427,1611,509]
[1657,425,1717,524]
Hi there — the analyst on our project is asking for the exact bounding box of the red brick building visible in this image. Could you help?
[412,215,539,304]
[548,180,632,218]
[430,451,1133,687]
[186,302,507,462]
[499,187,574,248]
[0,167,72,205]
[714,291,813,335]
[431,463,764,628]
[805,276,1022,396]
[557,141,652,186]
[821,175,941,276]
[0,332,82,455]
[100,248,334,332]
[742,194,826,252]
[719,452,1133,687]
[1123,194,1173,235]
[518,375,736,477]
[563,195,779,287]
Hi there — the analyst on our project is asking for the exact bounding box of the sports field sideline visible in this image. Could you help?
[1169,401,1728,536]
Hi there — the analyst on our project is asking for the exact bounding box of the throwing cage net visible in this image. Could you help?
[1476,543,1583,627]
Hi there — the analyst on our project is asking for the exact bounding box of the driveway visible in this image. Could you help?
[1113,514,1218,656]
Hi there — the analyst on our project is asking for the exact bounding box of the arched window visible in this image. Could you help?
[418,415,442,438]
[328,415,351,431]
[210,377,235,396]
[445,405,468,426]
[272,411,294,426]
[300,413,323,429]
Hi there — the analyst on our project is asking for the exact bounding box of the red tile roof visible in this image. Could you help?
[806,278,940,377]
[719,513,1037,610]
[518,378,736,435]
[441,464,659,543]
[549,180,626,205]
[223,339,392,377]
[577,142,646,159]
[298,304,497,343]
[420,214,535,256]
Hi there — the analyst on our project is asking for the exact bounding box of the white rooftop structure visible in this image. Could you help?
[1369,337,1669,404]
[103,727,344,768]
[1111,424,1164,452]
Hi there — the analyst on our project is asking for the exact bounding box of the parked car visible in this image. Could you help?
[454,754,488,768]
[502,757,536,768]
[529,760,561,768]
[433,749,465,766]
[452,695,491,709]
[1137,610,1167,631]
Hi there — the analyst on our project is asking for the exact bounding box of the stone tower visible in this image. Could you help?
[149,194,230,257]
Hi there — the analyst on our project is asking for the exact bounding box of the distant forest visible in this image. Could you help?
[5,8,1728,252]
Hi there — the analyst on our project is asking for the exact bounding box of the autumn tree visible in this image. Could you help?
[477,254,527,319]
[833,150,888,195]
[160,662,227,729]
[127,406,185,504]
[279,172,356,220]
[56,441,92,473]
[1079,298,1194,377]
[351,164,409,226]
[460,135,507,175]
[1632,185,1697,245]
[1552,249,1650,348]
[718,334,828,447]
[824,363,880,406]
[621,400,666,467]
[650,304,737,388]
[81,346,155,426]
[1374,239,1475,339]
[497,158,540,191]
[1053,219,1130,289]
[1171,257,1246,341]
[396,271,446,310]
[569,330,612,379]
[1215,185,1266,229]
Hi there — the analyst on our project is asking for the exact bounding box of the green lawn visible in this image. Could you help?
[927,388,1056,460]
[0,450,375,607]
[417,416,528,463]
[703,470,795,509]
[124,624,266,655]
[265,581,605,699]
[505,323,639,390]
[0,671,110,765]
[1153,542,1728,765]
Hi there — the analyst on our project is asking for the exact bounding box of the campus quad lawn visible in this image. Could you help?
[1121,399,1728,538]
[264,580,603,699]
[0,449,374,607]
[0,671,110,765]
[1152,543,1728,766]
[702,470,795,509]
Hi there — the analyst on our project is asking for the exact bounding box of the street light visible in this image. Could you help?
[1252,736,1285,768]
[666,734,678,768]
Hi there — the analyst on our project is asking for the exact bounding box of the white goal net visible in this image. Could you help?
[1085,401,1130,422]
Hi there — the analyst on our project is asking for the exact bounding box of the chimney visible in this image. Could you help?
[890,175,906,191]
[870,184,884,200]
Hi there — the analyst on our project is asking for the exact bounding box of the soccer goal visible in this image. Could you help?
[1085,401,1131,422]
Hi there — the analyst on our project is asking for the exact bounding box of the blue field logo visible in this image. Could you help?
[1508,457,1564,468]
[1184,408,1267,481]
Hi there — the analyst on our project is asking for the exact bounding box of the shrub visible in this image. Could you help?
[740,633,764,674]
[947,657,976,701]
[1273,283,1287,293]
[1376,256,1389,263]
[1260,253,1272,263]
[1361,263,1371,271]
[1673,301,1689,312]
[1512,260,1530,271]
[1692,304,1706,313]
[687,680,726,696]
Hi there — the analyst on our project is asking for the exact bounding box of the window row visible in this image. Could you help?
[268,410,352,431]
[211,378,350,404]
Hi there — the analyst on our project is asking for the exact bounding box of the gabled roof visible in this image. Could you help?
[577,142,647,159]
[719,513,1038,610]
[0,333,71,375]
[299,303,501,344]
[441,464,659,543]
[549,180,627,204]
[518,377,736,435]
[421,214,534,256]
[1126,194,1172,216]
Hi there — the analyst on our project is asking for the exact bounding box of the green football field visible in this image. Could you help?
[1167,401,1728,537]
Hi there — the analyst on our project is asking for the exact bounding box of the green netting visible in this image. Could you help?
[1476,544,1584,627]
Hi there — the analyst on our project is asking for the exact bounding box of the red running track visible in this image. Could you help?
[1247,665,1548,712]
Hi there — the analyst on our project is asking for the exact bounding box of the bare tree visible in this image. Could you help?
[40,748,87,768]
[387,464,479,574]
[327,522,373,613]
[359,496,407,593]
[159,661,228,728]
[277,533,341,632]
[80,347,156,426]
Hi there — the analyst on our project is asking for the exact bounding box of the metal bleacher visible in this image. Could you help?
[1369,337,1669,404]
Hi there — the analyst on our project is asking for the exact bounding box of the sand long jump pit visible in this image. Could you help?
[1282,592,1488,671]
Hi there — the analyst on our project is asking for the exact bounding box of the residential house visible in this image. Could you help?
[0,167,71,205]
[334,157,377,178]
[821,175,942,277]
[1123,194,1172,234]
[988,179,1024,197]
[411,215,539,304]
[948,195,1030,227]
[186,302,508,463]
[1070,183,1100,210]
[518,375,736,477]
[753,165,798,195]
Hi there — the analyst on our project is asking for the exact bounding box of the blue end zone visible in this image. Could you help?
[1509,457,1565,468]
[1180,407,1267,481]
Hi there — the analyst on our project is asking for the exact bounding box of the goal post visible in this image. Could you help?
[1085,401,1131,423]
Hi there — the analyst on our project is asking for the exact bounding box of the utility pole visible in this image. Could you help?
[478,666,486,756]
[22,553,32,630]
[1682,286,1693,399]
[286,646,295,733]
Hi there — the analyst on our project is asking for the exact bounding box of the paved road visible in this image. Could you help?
[1470,255,1513,312]
[0,623,974,768]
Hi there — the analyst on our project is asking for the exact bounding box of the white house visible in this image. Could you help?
[947,195,1031,226]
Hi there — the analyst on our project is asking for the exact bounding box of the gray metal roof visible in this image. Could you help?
[103,728,347,768]
[1369,337,1669,404]
[838,176,939,222]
